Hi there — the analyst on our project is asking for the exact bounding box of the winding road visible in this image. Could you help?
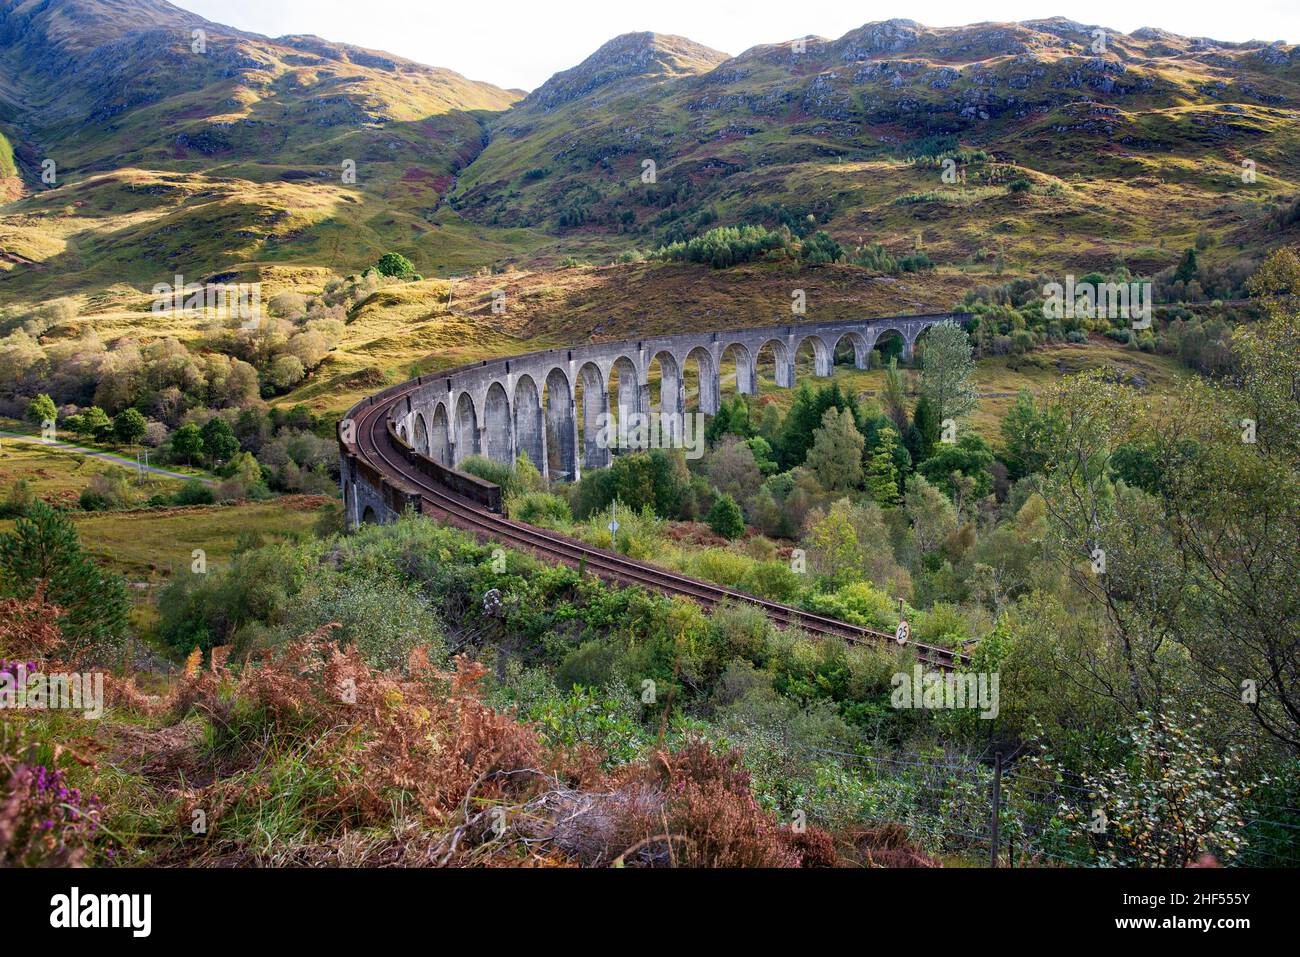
[0,430,216,485]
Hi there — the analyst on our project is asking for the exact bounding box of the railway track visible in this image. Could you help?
[350,388,969,671]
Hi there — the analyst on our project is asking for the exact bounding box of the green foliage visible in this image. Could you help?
[919,433,996,501]
[64,406,112,441]
[527,685,645,767]
[374,252,416,280]
[918,320,977,424]
[0,479,37,519]
[653,225,793,269]
[569,449,689,520]
[1033,708,1248,867]
[905,393,940,466]
[171,423,204,465]
[705,395,753,444]
[1173,246,1199,285]
[864,424,903,506]
[745,436,779,476]
[691,548,755,588]
[510,491,572,526]
[458,455,516,493]
[706,493,746,540]
[156,541,314,655]
[278,576,444,670]
[556,640,620,690]
[173,480,215,506]
[805,407,865,492]
[25,394,56,428]
[801,581,898,631]
[0,501,129,661]
[112,408,146,446]
[904,474,957,557]
[741,560,803,602]
[200,418,239,467]
[799,230,843,265]
[801,499,859,587]
[776,381,860,471]
[1109,442,1161,494]
[999,389,1053,481]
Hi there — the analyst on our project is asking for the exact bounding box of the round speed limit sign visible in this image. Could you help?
[895,621,910,645]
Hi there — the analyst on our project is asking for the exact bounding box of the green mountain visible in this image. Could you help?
[453,19,1300,272]
[0,5,1297,307]
[0,0,522,296]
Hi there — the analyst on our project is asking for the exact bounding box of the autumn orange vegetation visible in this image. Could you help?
[13,610,935,867]
[0,589,63,661]
[102,628,857,866]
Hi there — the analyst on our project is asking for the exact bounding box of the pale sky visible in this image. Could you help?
[173,0,1298,92]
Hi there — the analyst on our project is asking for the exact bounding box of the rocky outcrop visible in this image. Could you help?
[523,33,729,113]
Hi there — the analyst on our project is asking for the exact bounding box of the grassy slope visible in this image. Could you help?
[451,22,1300,273]
[0,11,525,299]
[0,439,185,506]
[764,336,1190,440]
[64,497,334,581]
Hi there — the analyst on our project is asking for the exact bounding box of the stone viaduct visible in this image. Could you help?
[378,313,961,488]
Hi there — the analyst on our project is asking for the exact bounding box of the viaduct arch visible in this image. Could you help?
[340,313,963,529]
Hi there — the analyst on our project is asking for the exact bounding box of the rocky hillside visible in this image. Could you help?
[0,6,1298,308]
[0,0,521,298]
[452,19,1300,272]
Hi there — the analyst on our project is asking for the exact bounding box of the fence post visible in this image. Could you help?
[989,750,1002,868]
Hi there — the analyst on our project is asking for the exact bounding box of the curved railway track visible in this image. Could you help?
[350,386,969,671]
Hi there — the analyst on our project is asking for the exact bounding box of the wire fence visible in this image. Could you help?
[791,743,1299,868]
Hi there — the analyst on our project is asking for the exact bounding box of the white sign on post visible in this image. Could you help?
[895,621,910,645]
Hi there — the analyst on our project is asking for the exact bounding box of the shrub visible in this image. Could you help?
[799,230,843,265]
[174,481,215,506]
[912,602,974,646]
[0,480,36,519]
[706,493,746,539]
[802,581,897,631]
[570,450,690,520]
[375,252,416,279]
[510,492,571,526]
[654,225,793,269]
[741,561,802,602]
[0,729,107,866]
[78,489,111,512]
[1034,708,1249,867]
[156,539,316,656]
[706,602,773,666]
[692,548,755,589]
[0,501,130,662]
[527,684,644,767]
[276,576,444,671]
[556,640,620,690]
